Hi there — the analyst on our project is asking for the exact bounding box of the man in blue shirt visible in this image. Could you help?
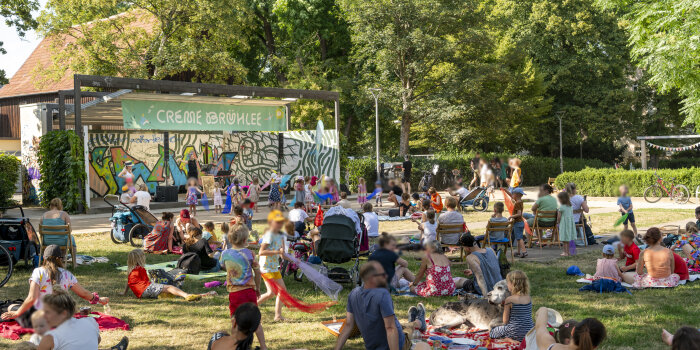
[334,261,405,350]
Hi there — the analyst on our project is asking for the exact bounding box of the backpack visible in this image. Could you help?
[177,252,201,274]
[149,268,185,288]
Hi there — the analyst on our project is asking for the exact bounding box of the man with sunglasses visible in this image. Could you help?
[335,261,405,350]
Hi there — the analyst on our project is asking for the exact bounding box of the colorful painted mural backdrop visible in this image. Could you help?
[87,130,339,196]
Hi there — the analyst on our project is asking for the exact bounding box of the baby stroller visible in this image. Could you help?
[0,205,39,287]
[459,187,489,212]
[316,214,362,285]
[105,195,157,247]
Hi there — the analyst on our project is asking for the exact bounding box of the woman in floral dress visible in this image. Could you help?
[409,240,455,297]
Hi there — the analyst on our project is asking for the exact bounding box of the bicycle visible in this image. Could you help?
[280,235,314,282]
[644,172,690,204]
[0,244,13,288]
[418,170,433,191]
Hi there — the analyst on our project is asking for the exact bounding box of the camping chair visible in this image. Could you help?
[575,214,589,247]
[484,220,514,263]
[436,223,465,262]
[528,210,560,249]
[38,223,76,268]
[547,178,559,193]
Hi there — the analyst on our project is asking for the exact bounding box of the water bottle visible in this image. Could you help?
[103,303,111,315]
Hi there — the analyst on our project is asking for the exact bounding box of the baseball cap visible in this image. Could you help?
[180,209,190,219]
[267,210,286,222]
[43,245,63,259]
[602,244,615,255]
[511,188,526,196]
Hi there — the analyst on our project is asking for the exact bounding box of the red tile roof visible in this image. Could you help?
[0,10,155,98]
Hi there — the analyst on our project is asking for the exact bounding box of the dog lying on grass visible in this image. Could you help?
[428,279,510,331]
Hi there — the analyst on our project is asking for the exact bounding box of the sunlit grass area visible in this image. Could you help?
[2,230,697,349]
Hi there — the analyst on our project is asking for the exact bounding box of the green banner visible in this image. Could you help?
[121,99,287,131]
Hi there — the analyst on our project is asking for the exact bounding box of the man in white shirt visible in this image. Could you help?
[289,201,312,237]
[362,202,380,241]
[449,183,470,202]
[130,184,152,210]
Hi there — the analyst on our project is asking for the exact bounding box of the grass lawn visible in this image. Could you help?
[2,231,698,349]
[588,208,695,235]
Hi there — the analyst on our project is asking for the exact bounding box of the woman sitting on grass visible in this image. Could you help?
[634,227,680,288]
[409,240,455,297]
[143,212,175,253]
[208,303,262,350]
[121,249,208,301]
[1,245,109,321]
[534,307,606,350]
[183,226,221,273]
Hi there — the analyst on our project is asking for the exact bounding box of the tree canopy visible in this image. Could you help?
[21,0,694,160]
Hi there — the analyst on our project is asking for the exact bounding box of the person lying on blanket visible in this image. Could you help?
[120,249,211,301]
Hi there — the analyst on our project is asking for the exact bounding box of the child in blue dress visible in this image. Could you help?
[186,178,203,217]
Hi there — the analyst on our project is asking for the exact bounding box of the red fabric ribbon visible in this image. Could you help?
[263,276,336,313]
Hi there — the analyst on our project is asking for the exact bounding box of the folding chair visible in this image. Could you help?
[528,210,560,249]
[436,223,465,261]
[39,223,76,268]
[575,214,589,247]
[484,220,514,263]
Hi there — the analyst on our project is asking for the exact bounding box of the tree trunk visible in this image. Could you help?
[318,33,327,61]
[260,15,286,84]
[399,93,411,156]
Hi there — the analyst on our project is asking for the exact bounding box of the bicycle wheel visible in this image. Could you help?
[0,244,14,288]
[672,185,690,204]
[643,185,664,203]
[129,223,150,247]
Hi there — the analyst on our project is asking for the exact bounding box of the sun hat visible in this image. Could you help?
[43,245,63,259]
[566,265,584,276]
[180,209,190,219]
[267,210,286,222]
[602,244,615,255]
[511,188,526,196]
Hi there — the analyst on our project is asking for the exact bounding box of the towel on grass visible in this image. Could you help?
[116,261,226,280]
[1,312,129,340]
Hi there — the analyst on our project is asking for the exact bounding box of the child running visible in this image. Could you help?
[219,224,267,349]
[617,185,637,238]
[557,191,577,256]
[489,270,534,342]
[257,210,290,321]
[122,249,205,301]
[186,178,203,217]
[374,180,383,207]
[593,245,623,282]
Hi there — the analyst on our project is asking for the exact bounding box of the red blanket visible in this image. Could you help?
[421,322,520,350]
[0,312,129,341]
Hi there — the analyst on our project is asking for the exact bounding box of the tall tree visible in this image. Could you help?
[341,0,465,156]
[1,0,40,80]
[37,0,251,84]
[494,0,637,156]
[596,0,700,130]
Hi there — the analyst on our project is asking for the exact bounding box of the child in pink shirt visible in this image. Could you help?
[593,245,623,282]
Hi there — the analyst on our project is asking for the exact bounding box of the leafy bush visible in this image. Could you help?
[38,131,86,213]
[554,168,700,197]
[343,152,610,189]
[0,153,20,208]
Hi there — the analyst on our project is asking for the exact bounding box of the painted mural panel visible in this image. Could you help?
[87,130,339,196]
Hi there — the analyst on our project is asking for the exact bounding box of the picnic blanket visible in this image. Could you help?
[377,215,412,221]
[116,260,227,280]
[419,321,521,350]
[0,312,129,340]
[575,274,700,288]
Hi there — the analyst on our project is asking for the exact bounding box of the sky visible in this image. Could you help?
[1,0,47,79]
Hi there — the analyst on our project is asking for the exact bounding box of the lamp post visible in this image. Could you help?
[556,111,564,174]
[369,88,382,180]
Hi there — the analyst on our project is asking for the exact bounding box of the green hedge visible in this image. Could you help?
[38,130,86,213]
[0,153,20,208]
[554,168,700,197]
[343,152,610,190]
